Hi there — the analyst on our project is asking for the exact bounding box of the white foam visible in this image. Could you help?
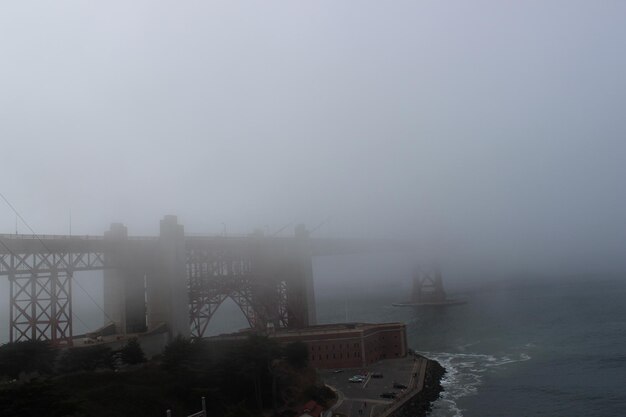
[417,348,533,417]
[486,352,533,367]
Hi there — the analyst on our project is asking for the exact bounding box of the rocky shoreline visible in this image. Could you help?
[388,358,446,417]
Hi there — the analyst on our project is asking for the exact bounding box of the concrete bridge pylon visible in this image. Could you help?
[150,215,189,339]
[103,216,190,339]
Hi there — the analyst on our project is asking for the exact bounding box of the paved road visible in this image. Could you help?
[322,356,425,417]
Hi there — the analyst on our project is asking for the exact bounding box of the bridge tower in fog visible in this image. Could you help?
[411,267,447,303]
[102,215,190,339]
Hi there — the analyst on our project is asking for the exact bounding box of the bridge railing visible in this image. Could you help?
[0,233,162,241]
[0,233,105,240]
[185,233,256,238]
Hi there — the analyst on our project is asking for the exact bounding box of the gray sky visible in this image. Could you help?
[1,1,626,276]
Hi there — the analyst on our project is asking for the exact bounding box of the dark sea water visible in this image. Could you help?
[316,276,626,417]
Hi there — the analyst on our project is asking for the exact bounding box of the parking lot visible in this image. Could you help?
[320,356,424,417]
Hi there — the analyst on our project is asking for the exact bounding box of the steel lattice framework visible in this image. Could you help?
[0,251,106,275]
[276,280,289,328]
[187,249,257,337]
[9,270,73,345]
[0,236,108,346]
[187,248,291,338]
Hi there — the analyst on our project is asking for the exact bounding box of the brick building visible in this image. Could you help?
[271,322,407,369]
[207,322,408,369]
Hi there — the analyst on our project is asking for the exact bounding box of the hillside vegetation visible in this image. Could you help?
[0,336,334,417]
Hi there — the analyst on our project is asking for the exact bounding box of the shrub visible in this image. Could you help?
[57,345,113,373]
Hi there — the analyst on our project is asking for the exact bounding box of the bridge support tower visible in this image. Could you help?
[412,267,447,303]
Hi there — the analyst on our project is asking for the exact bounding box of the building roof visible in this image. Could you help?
[297,400,324,417]
[207,322,405,342]
[272,322,405,338]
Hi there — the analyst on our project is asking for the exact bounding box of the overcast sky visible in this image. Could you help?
[1,1,626,276]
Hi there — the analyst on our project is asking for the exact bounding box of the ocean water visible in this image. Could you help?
[2,270,624,416]
[316,276,626,417]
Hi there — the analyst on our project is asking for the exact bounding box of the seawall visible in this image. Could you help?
[379,357,446,417]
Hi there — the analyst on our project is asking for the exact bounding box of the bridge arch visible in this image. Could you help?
[190,289,258,338]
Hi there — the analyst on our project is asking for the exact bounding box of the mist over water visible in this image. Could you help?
[1,1,626,275]
[1,2,626,415]
[315,270,626,417]
[1,242,625,417]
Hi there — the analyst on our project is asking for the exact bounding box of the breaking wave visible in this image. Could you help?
[418,349,532,417]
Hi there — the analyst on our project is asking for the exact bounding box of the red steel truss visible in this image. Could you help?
[187,250,293,338]
[9,270,73,346]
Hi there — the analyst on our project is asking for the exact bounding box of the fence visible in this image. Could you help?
[166,397,206,417]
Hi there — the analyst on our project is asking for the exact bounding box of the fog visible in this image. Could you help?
[1,0,626,330]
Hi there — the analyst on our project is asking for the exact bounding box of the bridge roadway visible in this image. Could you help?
[0,233,408,263]
[0,216,416,347]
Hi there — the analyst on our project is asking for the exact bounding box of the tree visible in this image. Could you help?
[162,336,194,371]
[57,345,113,373]
[0,341,57,379]
[237,335,280,410]
[0,380,77,417]
[120,338,146,364]
[283,342,309,369]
